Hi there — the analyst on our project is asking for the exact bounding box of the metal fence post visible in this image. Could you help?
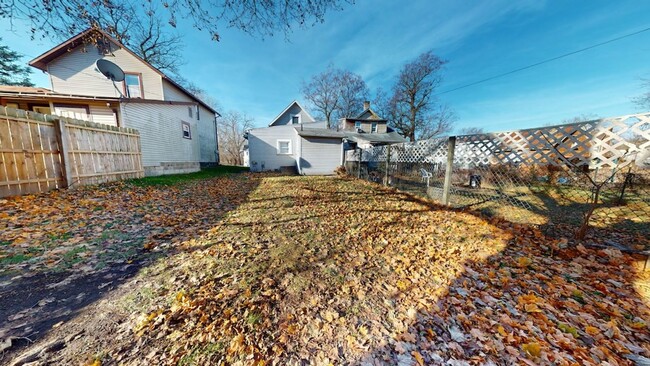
[385,145,391,186]
[54,118,73,188]
[442,136,456,205]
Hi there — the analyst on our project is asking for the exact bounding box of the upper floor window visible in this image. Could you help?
[196,106,200,120]
[371,122,378,133]
[182,121,191,139]
[188,106,193,118]
[355,121,361,130]
[292,115,300,124]
[124,73,143,98]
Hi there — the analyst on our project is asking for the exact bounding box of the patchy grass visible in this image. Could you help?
[129,165,249,186]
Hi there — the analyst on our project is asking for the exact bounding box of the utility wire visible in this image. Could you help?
[436,26,650,96]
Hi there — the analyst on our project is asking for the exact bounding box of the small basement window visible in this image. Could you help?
[277,140,291,155]
[182,121,191,139]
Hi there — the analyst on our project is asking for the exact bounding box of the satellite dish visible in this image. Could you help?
[96,59,125,82]
[96,59,126,98]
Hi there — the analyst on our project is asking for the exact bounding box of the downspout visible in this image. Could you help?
[214,112,220,165]
[296,128,302,175]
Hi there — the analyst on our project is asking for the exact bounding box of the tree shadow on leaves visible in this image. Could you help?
[0,173,261,363]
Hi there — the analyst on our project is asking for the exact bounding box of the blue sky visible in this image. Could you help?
[2,0,650,132]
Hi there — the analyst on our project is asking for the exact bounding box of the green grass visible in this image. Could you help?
[129,165,249,186]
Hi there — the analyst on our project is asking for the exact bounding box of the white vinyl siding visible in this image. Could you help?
[248,125,299,172]
[120,102,200,167]
[298,137,342,175]
[162,80,218,163]
[89,105,118,126]
[48,44,163,99]
[269,103,315,126]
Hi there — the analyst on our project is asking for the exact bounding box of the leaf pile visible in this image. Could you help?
[74,176,649,365]
[0,173,257,276]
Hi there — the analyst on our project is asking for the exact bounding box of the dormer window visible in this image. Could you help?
[355,121,361,130]
[371,122,377,133]
[292,115,300,124]
[124,73,143,98]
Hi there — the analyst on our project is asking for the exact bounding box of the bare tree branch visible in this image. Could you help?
[218,111,253,166]
[302,66,369,128]
[0,0,352,44]
[383,50,452,141]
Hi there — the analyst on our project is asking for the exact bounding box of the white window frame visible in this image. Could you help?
[291,114,301,124]
[355,121,361,130]
[182,121,192,139]
[371,122,378,133]
[276,139,292,155]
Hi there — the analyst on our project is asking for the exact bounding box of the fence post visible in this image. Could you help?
[442,136,456,205]
[385,145,391,186]
[356,148,361,179]
[54,118,73,188]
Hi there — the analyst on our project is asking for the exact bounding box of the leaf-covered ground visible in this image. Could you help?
[3,175,650,365]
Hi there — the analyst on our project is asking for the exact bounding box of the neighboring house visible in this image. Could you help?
[0,28,219,176]
[339,101,407,149]
[247,101,345,175]
[247,100,405,175]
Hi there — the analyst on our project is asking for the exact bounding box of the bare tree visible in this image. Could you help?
[301,66,341,127]
[73,1,185,74]
[541,132,630,240]
[336,70,370,119]
[302,66,369,128]
[218,111,253,166]
[0,0,351,44]
[387,51,452,141]
[633,78,650,110]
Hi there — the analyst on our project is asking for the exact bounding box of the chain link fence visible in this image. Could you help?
[345,113,650,236]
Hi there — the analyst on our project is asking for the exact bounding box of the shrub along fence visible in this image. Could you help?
[0,107,144,198]
[345,112,650,237]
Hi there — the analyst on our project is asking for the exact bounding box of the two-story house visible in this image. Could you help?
[339,101,407,149]
[0,28,219,176]
[246,100,405,175]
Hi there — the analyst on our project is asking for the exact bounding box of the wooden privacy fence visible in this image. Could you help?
[0,107,144,198]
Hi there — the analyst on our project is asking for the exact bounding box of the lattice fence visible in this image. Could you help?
[345,113,650,235]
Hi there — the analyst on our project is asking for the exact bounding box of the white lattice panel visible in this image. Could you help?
[451,113,650,170]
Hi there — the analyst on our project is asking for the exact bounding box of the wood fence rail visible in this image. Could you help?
[0,107,144,198]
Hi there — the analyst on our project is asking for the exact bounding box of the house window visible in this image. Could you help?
[371,122,378,133]
[188,106,193,118]
[124,73,143,98]
[355,121,361,130]
[53,104,89,120]
[277,140,291,155]
[5,102,19,109]
[292,115,300,124]
[196,106,200,120]
[182,121,191,139]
